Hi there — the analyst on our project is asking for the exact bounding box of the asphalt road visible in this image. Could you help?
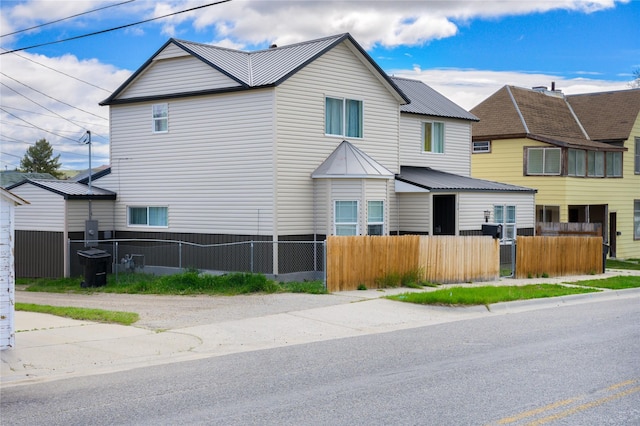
[2,297,639,425]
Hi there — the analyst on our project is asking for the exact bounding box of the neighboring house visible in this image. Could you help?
[0,171,56,188]
[14,33,536,277]
[470,85,640,259]
[7,179,116,277]
[1,188,28,350]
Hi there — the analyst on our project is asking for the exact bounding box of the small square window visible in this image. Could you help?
[472,141,490,153]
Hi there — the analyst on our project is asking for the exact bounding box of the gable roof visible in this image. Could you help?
[391,77,478,121]
[311,140,394,179]
[470,86,627,151]
[7,179,116,200]
[1,188,29,205]
[396,166,536,193]
[566,89,640,142]
[101,33,409,105]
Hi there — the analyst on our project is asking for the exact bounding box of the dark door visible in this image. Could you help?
[433,195,456,235]
[609,212,617,257]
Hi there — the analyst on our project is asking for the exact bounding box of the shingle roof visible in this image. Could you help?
[311,140,394,179]
[470,86,632,150]
[391,77,478,121]
[396,166,536,193]
[567,89,640,142]
[102,33,409,105]
[7,179,116,200]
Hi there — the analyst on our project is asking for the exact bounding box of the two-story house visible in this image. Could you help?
[12,33,536,277]
[470,85,640,259]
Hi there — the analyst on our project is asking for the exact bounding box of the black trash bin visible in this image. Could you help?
[77,248,111,287]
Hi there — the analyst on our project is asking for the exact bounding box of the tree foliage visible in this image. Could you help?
[630,68,640,89]
[20,138,64,178]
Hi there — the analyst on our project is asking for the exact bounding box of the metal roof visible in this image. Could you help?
[311,140,394,179]
[392,77,478,121]
[1,171,56,188]
[396,166,536,193]
[7,179,116,200]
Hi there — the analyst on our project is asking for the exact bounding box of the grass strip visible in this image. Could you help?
[565,275,640,290]
[605,259,640,271]
[15,303,139,326]
[387,284,600,306]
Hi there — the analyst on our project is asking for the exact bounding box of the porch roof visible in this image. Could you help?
[311,140,394,179]
[396,166,536,193]
[7,179,117,200]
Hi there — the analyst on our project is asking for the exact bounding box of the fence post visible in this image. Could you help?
[66,238,71,278]
[250,241,254,273]
[511,239,516,277]
[114,241,118,282]
[323,240,327,291]
[179,242,182,271]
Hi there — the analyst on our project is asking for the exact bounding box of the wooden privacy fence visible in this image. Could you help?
[326,235,500,292]
[515,236,602,278]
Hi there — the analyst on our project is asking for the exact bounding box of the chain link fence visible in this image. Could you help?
[69,239,326,284]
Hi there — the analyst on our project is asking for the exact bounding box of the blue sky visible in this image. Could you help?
[1,0,638,172]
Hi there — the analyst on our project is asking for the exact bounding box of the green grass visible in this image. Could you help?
[18,272,327,295]
[566,275,640,290]
[15,303,139,326]
[606,259,640,270]
[387,284,600,306]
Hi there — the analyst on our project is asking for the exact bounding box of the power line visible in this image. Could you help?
[1,0,136,38]
[1,72,108,120]
[0,106,109,128]
[0,0,233,55]
[0,107,83,143]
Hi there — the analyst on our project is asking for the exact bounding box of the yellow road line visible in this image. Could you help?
[496,398,578,424]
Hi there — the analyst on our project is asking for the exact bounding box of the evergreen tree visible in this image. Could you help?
[20,138,64,178]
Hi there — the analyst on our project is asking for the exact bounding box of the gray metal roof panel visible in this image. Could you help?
[397,166,535,192]
[392,77,478,121]
[9,179,117,199]
[312,140,394,179]
[174,39,251,85]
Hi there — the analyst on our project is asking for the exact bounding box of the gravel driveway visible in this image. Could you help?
[15,291,360,331]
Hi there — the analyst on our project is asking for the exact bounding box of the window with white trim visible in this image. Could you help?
[422,121,444,153]
[325,97,363,138]
[605,151,622,177]
[634,200,640,240]
[494,205,516,240]
[152,103,168,133]
[128,206,168,227]
[526,147,560,175]
[472,141,491,153]
[367,201,384,236]
[587,151,604,177]
[568,149,586,177]
[334,200,358,236]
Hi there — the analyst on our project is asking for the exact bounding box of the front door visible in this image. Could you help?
[433,194,456,235]
[609,212,617,257]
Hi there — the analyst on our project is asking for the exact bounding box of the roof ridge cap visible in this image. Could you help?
[506,86,529,134]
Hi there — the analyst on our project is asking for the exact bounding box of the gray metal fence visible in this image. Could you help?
[69,239,326,283]
[500,239,516,277]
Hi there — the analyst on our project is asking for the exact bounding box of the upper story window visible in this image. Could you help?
[128,206,168,227]
[325,97,362,138]
[367,201,384,236]
[635,138,640,174]
[152,103,168,133]
[587,151,605,177]
[423,121,444,153]
[568,149,586,177]
[472,141,491,153]
[606,152,622,177]
[334,200,358,236]
[526,147,561,175]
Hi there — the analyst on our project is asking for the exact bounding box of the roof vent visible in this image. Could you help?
[269,44,277,49]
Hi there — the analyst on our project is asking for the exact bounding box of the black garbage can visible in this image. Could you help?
[77,248,111,287]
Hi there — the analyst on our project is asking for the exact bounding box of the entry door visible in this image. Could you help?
[433,195,456,235]
[609,212,617,257]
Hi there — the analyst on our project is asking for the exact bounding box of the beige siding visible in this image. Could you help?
[398,193,430,233]
[119,55,240,99]
[275,42,401,235]
[11,186,65,231]
[458,192,535,231]
[399,114,472,176]
[107,89,276,235]
[66,200,115,232]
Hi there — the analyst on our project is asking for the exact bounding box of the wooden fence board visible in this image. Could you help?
[515,236,602,278]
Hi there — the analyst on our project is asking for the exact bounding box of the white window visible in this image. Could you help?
[472,141,491,153]
[334,201,358,236]
[128,206,168,227]
[494,205,516,240]
[325,97,363,138]
[606,151,622,177]
[634,200,640,240]
[367,201,384,236]
[152,103,168,133]
[568,149,586,177]
[423,121,444,153]
[526,147,561,175]
[587,151,604,177]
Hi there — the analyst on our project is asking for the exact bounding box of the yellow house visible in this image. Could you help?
[470,86,640,259]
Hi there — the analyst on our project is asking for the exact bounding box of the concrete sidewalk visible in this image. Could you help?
[3,271,640,387]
